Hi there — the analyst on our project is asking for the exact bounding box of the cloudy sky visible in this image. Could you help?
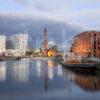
[0,0,100,49]
[0,0,100,28]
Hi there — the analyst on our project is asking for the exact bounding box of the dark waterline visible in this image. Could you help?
[0,58,100,100]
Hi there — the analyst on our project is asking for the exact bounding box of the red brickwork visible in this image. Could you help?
[71,31,100,57]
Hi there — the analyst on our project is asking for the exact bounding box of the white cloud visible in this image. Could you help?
[1,7,100,29]
[1,0,100,29]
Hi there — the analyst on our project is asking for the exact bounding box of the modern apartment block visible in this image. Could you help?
[71,31,100,57]
[0,35,6,56]
[11,34,28,56]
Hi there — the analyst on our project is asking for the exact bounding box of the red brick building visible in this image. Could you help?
[71,31,100,57]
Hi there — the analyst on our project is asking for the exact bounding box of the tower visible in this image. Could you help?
[43,28,48,56]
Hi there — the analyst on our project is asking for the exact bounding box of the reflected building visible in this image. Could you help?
[43,60,54,92]
[36,60,42,77]
[0,62,6,82]
[47,60,62,79]
[48,67,53,80]
[73,75,100,92]
[47,60,54,80]
[57,64,62,77]
[63,68,100,92]
[63,68,75,80]
[11,59,29,82]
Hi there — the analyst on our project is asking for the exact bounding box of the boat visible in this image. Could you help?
[53,57,100,69]
[62,63,99,68]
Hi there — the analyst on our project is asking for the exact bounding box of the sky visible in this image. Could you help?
[0,0,100,49]
[0,0,100,29]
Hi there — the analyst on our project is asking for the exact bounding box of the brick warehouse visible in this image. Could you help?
[70,31,100,57]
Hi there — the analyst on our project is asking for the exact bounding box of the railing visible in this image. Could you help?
[63,56,100,64]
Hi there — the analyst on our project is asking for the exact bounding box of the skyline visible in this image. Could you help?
[0,0,100,29]
[0,0,100,49]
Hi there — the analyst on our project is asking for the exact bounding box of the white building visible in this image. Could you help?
[0,35,6,55]
[11,34,28,56]
[5,49,20,57]
[47,41,55,49]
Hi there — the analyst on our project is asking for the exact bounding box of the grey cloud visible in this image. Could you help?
[0,13,82,48]
[13,0,55,12]
[35,3,54,12]
[13,0,30,5]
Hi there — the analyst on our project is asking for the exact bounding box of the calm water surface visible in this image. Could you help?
[0,58,100,100]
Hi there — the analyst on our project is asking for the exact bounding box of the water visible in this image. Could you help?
[0,58,100,100]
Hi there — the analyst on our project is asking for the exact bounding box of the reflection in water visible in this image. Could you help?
[44,60,63,92]
[11,58,29,82]
[48,60,54,80]
[44,60,48,92]
[48,60,54,67]
[73,74,100,92]
[57,64,62,77]
[0,62,6,82]
[0,59,100,100]
[0,59,100,92]
[36,60,41,77]
[63,67,100,92]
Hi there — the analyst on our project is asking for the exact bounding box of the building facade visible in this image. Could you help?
[47,41,58,57]
[11,34,28,56]
[6,36,13,50]
[0,35,6,56]
[5,49,20,57]
[71,31,100,57]
[47,41,55,49]
[43,28,48,56]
